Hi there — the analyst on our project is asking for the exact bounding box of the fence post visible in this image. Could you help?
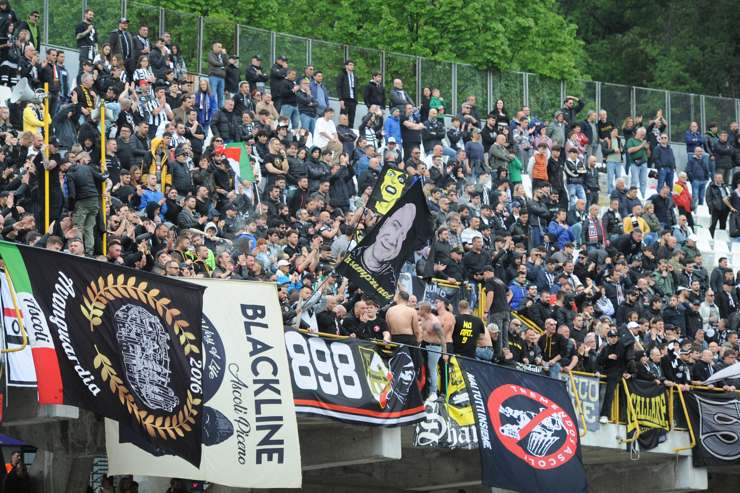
[235,25,243,59]
[595,81,602,113]
[380,50,386,87]
[665,91,671,142]
[158,7,165,38]
[306,38,311,65]
[487,70,493,113]
[699,95,706,133]
[43,0,49,45]
[121,0,127,18]
[630,86,636,118]
[560,79,565,106]
[270,31,277,68]
[415,56,422,106]
[521,72,527,108]
[196,16,204,75]
[451,64,458,114]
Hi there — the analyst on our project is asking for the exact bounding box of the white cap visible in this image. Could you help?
[627,321,639,330]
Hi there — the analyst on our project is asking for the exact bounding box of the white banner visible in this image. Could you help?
[105,279,301,488]
[0,272,36,387]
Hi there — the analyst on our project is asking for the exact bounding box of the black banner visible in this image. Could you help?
[566,374,601,432]
[685,391,740,466]
[338,181,433,305]
[285,330,425,426]
[365,165,411,216]
[625,379,669,450]
[458,358,587,493]
[0,242,205,466]
[413,356,478,449]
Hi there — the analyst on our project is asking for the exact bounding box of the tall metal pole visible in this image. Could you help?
[43,83,50,233]
[100,102,107,255]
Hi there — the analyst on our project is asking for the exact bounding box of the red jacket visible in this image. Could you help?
[672,179,692,212]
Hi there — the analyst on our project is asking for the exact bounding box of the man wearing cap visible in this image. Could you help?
[168,144,193,196]
[245,55,268,93]
[108,18,134,72]
[336,59,358,128]
[270,56,289,107]
[225,55,240,99]
[597,328,635,423]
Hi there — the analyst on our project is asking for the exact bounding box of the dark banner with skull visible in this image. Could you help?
[458,358,588,493]
[685,391,740,466]
[337,180,433,306]
[0,241,205,466]
[285,330,425,426]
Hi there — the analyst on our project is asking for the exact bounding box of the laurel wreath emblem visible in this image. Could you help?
[81,273,201,440]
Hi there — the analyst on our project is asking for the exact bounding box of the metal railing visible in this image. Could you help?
[25,0,740,143]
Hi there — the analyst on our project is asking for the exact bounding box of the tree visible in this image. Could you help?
[142,0,587,80]
[559,0,740,97]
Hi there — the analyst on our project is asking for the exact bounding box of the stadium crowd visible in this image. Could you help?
[0,2,739,429]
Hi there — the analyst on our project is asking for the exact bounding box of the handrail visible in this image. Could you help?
[673,386,697,454]
[619,378,641,444]
[0,267,28,354]
[567,371,588,437]
[511,312,543,334]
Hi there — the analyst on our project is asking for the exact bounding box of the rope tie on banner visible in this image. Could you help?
[0,267,28,354]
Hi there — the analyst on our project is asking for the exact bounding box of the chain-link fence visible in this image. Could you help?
[37,1,739,143]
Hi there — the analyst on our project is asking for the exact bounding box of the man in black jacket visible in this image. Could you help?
[597,329,635,423]
[68,152,108,255]
[225,55,240,97]
[336,60,358,127]
[706,172,733,237]
[108,18,134,74]
[363,72,385,109]
[245,55,268,92]
[538,319,567,380]
[269,55,289,106]
[211,99,240,143]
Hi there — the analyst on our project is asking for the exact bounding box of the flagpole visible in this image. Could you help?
[43,83,50,233]
[100,102,107,255]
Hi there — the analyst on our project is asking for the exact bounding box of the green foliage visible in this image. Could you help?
[136,0,586,80]
[559,0,740,97]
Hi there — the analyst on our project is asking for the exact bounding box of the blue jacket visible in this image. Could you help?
[138,188,168,220]
[686,155,710,182]
[653,145,675,169]
[685,130,704,154]
[195,90,218,126]
[508,280,527,310]
[310,80,330,114]
[547,220,575,249]
[384,116,402,145]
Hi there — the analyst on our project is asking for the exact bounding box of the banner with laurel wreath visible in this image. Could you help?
[0,241,206,466]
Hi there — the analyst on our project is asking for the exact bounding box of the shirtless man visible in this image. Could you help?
[419,302,445,401]
[435,298,456,355]
[385,290,422,369]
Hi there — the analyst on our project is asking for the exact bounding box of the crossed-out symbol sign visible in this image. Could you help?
[488,384,578,470]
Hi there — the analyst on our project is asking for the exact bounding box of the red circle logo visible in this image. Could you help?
[488,384,578,470]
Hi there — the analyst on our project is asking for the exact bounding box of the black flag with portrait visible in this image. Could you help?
[337,180,433,305]
[458,358,588,493]
[0,241,205,466]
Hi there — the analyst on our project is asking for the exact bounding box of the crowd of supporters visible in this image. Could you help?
[0,2,739,426]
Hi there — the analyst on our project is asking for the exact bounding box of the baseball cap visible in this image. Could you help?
[388,137,397,143]
[627,321,639,330]
[277,55,288,61]
[252,54,262,60]
[607,329,619,337]
[119,17,129,23]
[451,246,464,255]
[277,259,290,268]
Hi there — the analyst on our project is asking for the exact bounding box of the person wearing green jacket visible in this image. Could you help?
[652,260,676,297]
[508,156,523,185]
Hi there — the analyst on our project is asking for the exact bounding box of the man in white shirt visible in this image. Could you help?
[313,108,342,161]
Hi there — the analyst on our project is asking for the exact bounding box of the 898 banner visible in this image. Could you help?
[285,330,426,426]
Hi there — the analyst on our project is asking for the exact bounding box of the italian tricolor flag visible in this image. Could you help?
[223,142,255,182]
